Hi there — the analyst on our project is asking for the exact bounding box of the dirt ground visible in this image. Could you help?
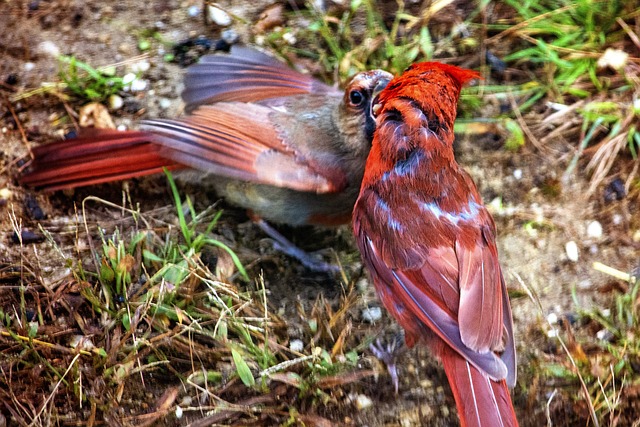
[1,1,639,426]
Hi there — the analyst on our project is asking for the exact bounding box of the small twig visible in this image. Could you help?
[592,261,637,283]
[617,18,640,50]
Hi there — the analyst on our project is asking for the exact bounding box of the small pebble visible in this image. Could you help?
[602,309,611,317]
[13,229,45,244]
[565,241,579,262]
[577,279,593,290]
[116,124,127,131]
[353,394,373,410]
[0,188,12,201]
[289,339,304,352]
[175,405,183,419]
[586,221,603,239]
[187,5,200,17]
[24,195,46,220]
[130,61,150,74]
[37,40,60,57]
[282,32,297,45]
[130,79,148,92]
[207,5,232,26]
[361,306,382,323]
[596,329,614,341]
[108,94,124,110]
[611,213,623,226]
[158,98,172,109]
[24,62,35,71]
[222,29,239,45]
[356,277,369,293]
[122,72,136,86]
[69,335,95,350]
[513,169,523,180]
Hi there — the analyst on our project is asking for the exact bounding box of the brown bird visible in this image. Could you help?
[21,46,392,270]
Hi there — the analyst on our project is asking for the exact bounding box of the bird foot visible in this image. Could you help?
[255,219,340,274]
[370,333,406,394]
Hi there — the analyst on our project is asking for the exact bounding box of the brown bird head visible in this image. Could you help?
[336,69,393,156]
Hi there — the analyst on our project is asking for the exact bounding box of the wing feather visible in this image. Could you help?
[182,46,338,109]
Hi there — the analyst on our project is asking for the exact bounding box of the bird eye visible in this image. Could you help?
[349,89,365,107]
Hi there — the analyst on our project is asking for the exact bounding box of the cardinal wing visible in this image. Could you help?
[182,46,339,110]
[140,101,347,194]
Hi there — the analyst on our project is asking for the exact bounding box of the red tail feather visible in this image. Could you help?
[440,345,518,427]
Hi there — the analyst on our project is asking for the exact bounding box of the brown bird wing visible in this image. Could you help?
[360,235,510,383]
[140,101,347,193]
[20,129,183,191]
[182,46,339,110]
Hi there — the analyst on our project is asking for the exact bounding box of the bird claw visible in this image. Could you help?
[255,219,340,273]
[370,333,406,394]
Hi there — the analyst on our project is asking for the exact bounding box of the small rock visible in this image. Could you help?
[282,32,297,45]
[353,393,373,410]
[356,277,369,293]
[221,29,239,45]
[565,241,579,262]
[513,169,523,180]
[69,335,95,350]
[158,98,172,109]
[12,229,45,244]
[597,48,629,70]
[361,306,382,323]
[37,40,60,57]
[24,195,46,220]
[612,213,623,225]
[130,61,150,74]
[207,5,232,26]
[604,178,626,202]
[0,188,12,202]
[586,221,603,239]
[289,339,304,352]
[596,329,614,341]
[108,94,124,110]
[175,405,183,419]
[129,78,148,92]
[187,5,200,17]
[24,62,35,72]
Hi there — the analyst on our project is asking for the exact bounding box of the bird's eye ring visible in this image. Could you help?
[349,89,365,107]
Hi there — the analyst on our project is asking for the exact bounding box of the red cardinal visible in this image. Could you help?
[353,62,518,426]
[21,47,392,270]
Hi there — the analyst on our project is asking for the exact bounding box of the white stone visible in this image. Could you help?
[37,40,60,57]
[130,61,150,74]
[361,306,382,323]
[289,339,304,352]
[188,5,200,17]
[159,98,172,109]
[597,48,629,70]
[208,6,232,26]
[513,169,523,180]
[586,221,603,239]
[353,394,373,410]
[129,79,148,92]
[108,94,123,110]
[565,241,579,262]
